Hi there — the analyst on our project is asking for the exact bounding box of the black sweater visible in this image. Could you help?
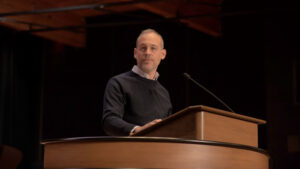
[102,71,172,136]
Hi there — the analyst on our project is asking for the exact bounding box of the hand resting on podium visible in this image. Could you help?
[129,119,162,136]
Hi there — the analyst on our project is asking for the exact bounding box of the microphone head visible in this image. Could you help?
[183,72,191,79]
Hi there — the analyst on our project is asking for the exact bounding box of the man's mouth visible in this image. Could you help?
[143,59,152,62]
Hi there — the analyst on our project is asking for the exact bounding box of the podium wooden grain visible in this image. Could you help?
[134,105,266,147]
[42,137,269,169]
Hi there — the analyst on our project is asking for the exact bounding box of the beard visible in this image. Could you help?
[139,60,157,73]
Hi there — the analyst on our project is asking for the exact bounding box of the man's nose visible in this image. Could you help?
[145,47,152,55]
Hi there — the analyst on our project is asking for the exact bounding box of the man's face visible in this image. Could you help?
[134,32,166,74]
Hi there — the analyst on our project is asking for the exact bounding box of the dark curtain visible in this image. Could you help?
[0,27,43,169]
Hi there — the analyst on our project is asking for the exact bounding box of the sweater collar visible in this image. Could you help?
[132,65,159,80]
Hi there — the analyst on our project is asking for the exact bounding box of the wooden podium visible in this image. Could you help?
[42,105,269,169]
[134,105,266,147]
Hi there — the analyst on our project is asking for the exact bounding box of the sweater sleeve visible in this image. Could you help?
[102,77,136,136]
[167,93,173,116]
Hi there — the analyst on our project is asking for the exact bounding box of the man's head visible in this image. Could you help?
[134,29,166,76]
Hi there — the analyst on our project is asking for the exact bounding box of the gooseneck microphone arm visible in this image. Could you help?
[183,73,235,113]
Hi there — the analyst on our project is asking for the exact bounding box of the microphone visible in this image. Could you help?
[183,73,235,113]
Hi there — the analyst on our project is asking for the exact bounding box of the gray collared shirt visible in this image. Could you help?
[132,65,159,80]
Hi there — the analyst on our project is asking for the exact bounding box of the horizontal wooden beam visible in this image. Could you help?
[0,0,86,47]
[0,0,223,47]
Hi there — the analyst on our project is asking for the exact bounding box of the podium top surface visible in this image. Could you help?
[173,105,266,124]
[41,136,269,156]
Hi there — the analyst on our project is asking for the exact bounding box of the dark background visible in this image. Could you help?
[1,0,300,168]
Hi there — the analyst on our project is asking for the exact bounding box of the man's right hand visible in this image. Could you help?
[129,119,162,136]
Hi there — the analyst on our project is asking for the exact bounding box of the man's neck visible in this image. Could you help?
[148,71,156,80]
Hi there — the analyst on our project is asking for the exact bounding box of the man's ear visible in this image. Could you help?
[134,48,137,59]
[161,49,167,60]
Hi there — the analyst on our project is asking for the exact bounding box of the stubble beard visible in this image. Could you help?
[140,61,156,74]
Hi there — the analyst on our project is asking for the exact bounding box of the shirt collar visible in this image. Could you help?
[132,65,159,80]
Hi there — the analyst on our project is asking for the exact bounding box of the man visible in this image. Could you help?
[102,29,172,136]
